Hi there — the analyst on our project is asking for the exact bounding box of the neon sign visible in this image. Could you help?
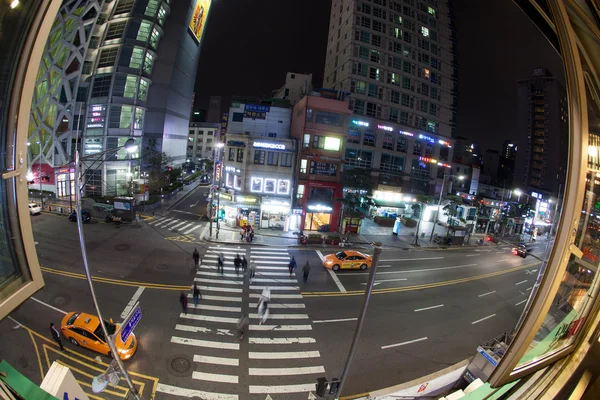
[307,204,333,212]
[419,134,435,143]
[438,139,451,147]
[254,142,285,150]
[352,120,369,127]
[377,124,393,132]
[437,162,451,168]
[419,156,438,164]
[399,130,414,137]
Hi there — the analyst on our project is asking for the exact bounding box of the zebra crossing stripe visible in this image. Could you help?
[254,266,289,270]
[253,260,290,265]
[177,223,194,232]
[251,247,288,251]
[249,351,320,359]
[250,285,299,291]
[183,225,200,234]
[180,313,238,324]
[249,337,316,344]
[154,217,174,227]
[196,286,242,293]
[193,371,238,384]
[169,221,188,230]
[249,366,325,376]
[193,355,239,366]
[194,277,243,286]
[156,383,238,400]
[189,304,241,313]
[249,324,312,331]
[250,271,291,277]
[171,336,239,350]
[163,219,182,227]
[252,278,297,283]
[187,294,242,302]
[249,313,309,320]
[208,246,245,251]
[147,216,166,225]
[196,271,242,278]
[249,303,305,309]
[251,256,290,260]
[249,383,319,394]
[251,251,292,255]
[249,293,303,299]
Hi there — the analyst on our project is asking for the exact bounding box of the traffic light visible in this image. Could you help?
[315,377,328,397]
[329,379,340,395]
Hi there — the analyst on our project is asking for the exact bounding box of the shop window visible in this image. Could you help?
[254,150,265,164]
[228,148,235,161]
[383,133,394,150]
[309,187,334,201]
[397,136,407,152]
[309,161,337,176]
[264,179,276,194]
[278,180,290,195]
[250,178,263,192]
[280,153,292,167]
[363,129,376,146]
[313,135,340,150]
[300,159,308,174]
[236,149,244,162]
[267,152,279,166]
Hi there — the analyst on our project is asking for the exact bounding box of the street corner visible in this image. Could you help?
[165,234,201,244]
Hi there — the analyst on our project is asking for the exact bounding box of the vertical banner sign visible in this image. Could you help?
[215,162,221,181]
[189,0,212,44]
[220,112,229,137]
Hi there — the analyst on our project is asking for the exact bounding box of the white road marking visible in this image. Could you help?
[313,318,357,324]
[466,254,482,257]
[164,219,183,227]
[249,313,309,320]
[252,278,297,283]
[155,217,175,227]
[255,266,289,270]
[250,285,299,291]
[253,260,290,265]
[249,293,303,299]
[152,217,172,226]
[196,286,242,293]
[205,252,241,257]
[515,280,528,285]
[250,324,312,331]
[249,351,320,359]
[249,366,325,376]
[193,371,238,384]
[495,251,505,254]
[252,247,288,251]
[189,304,241,313]
[175,324,211,334]
[156,383,238,400]
[381,337,428,349]
[196,271,242,278]
[478,291,496,297]
[251,271,292,276]
[169,221,188,230]
[180,314,237,324]
[250,384,317,394]
[30,297,67,315]
[200,224,210,240]
[170,336,239,350]
[183,225,200,235]
[414,304,444,312]
[249,303,305,309]
[526,286,533,291]
[147,216,166,225]
[251,255,290,260]
[193,355,239,366]
[252,251,291,255]
[194,278,242,286]
[471,314,496,324]
[516,299,528,306]
[347,263,479,276]
[317,250,347,293]
[380,257,443,262]
[249,337,316,344]
[120,286,145,320]
[362,278,407,285]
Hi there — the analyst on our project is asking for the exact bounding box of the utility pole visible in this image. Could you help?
[38,163,44,209]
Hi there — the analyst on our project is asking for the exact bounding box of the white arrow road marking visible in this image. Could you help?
[308,392,317,400]
[190,200,199,208]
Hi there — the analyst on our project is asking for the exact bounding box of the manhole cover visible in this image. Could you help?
[167,355,193,377]
[114,244,130,251]
[157,264,168,270]
[53,294,71,307]
[17,357,28,368]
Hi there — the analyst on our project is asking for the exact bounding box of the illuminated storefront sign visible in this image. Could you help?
[437,162,452,168]
[438,139,452,147]
[244,104,270,120]
[215,162,221,181]
[87,105,106,129]
[531,191,543,199]
[227,140,245,147]
[189,0,212,43]
[225,165,240,173]
[377,124,393,132]
[307,204,333,212]
[251,177,290,195]
[419,156,438,164]
[292,208,303,215]
[399,130,414,137]
[254,142,285,150]
[220,192,232,201]
[419,134,436,143]
[373,191,416,203]
[352,119,369,127]
[236,195,258,204]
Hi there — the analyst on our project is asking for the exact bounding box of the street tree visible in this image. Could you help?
[142,138,173,194]
[338,168,376,233]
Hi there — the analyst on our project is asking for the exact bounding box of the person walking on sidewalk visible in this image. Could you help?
[303,261,311,283]
[241,256,248,273]
[192,283,201,307]
[288,256,297,276]
[248,260,256,281]
[50,322,64,351]
[192,248,200,268]
[217,253,224,274]
[179,292,188,314]
[234,254,242,275]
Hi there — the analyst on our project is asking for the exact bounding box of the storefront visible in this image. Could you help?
[56,166,74,199]
[370,191,417,219]
[259,198,291,231]
[234,194,260,228]
[304,202,334,232]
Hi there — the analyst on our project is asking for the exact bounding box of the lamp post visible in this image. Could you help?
[209,142,225,238]
[73,139,141,399]
[429,174,463,242]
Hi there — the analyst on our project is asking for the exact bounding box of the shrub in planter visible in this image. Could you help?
[307,234,323,244]
[401,218,417,228]
[327,235,341,245]
[374,216,396,226]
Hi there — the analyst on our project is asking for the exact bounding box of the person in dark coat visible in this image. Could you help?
[303,262,311,283]
[192,248,200,267]
[234,254,242,275]
[50,322,64,351]
[193,283,201,307]
[241,256,248,273]
[179,292,188,314]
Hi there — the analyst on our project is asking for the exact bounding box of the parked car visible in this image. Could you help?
[28,203,41,215]
[69,209,91,223]
[512,244,528,258]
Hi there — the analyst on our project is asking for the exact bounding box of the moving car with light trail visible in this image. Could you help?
[322,250,372,271]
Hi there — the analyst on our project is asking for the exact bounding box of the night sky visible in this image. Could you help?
[193,0,565,153]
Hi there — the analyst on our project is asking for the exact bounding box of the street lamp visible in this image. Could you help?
[209,142,225,238]
[429,174,464,242]
[514,188,522,202]
[73,139,141,399]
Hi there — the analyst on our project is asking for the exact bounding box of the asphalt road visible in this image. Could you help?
[1,212,551,399]
[169,183,211,222]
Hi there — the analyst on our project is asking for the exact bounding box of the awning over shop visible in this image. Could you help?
[373,200,407,208]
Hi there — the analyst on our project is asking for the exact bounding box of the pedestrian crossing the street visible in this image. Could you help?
[147,216,201,235]
[157,245,324,399]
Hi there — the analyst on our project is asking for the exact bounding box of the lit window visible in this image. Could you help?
[428,7,436,16]
[123,75,138,98]
[424,68,431,79]
[138,79,149,101]
[137,21,151,42]
[143,52,154,74]
[129,47,144,69]
[324,137,341,151]
[421,27,429,37]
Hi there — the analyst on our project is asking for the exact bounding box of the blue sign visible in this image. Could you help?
[244,104,270,113]
[477,346,498,366]
[120,306,142,342]
[419,134,436,143]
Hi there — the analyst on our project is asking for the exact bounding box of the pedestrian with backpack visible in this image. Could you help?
[288,256,297,276]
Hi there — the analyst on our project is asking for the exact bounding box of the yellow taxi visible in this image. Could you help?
[322,250,372,271]
[60,312,138,360]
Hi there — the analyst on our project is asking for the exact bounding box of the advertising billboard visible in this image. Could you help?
[189,0,212,43]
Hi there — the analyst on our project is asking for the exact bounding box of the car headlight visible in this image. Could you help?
[325,261,333,265]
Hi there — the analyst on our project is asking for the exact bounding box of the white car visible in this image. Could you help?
[28,203,41,215]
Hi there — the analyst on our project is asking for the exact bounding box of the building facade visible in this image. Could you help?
[188,122,220,164]
[515,68,568,197]
[226,98,292,139]
[272,72,313,105]
[322,0,458,138]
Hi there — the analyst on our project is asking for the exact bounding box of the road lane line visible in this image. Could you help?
[381,337,428,349]
[516,280,528,285]
[193,355,239,366]
[466,254,482,257]
[249,313,309,320]
[380,257,443,262]
[250,324,312,331]
[471,314,496,324]
[249,337,316,344]
[316,250,347,293]
[414,304,444,312]
[478,291,496,297]
[345,263,478,276]
[249,366,325,376]
[170,336,239,350]
[516,299,528,306]
[368,278,407,284]
[313,318,357,324]
[249,384,318,394]
[249,351,320,359]
[156,383,238,400]
[193,371,238,384]
[30,297,67,315]
[120,286,145,320]
[181,314,237,324]
[249,293,303,299]
[526,286,533,291]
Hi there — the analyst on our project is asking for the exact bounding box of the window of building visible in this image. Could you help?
[372,20,383,32]
[363,129,375,146]
[143,52,154,74]
[369,67,379,80]
[358,30,370,43]
[157,6,167,25]
[254,150,265,164]
[388,72,400,86]
[399,111,409,125]
[297,184,305,199]
[90,75,112,98]
[383,133,394,150]
[236,149,244,162]
[420,99,429,113]
[302,133,310,149]
[390,41,402,54]
[129,47,144,69]
[149,28,161,49]
[372,34,381,47]
[124,75,138,98]
[380,154,404,173]
[389,108,399,122]
[402,76,411,90]
[413,140,422,155]
[136,21,152,42]
[390,56,402,70]
[396,136,407,152]
[352,80,366,95]
[353,99,365,114]
[97,47,118,68]
[359,16,370,28]
[105,21,127,41]
[368,83,379,98]
[370,50,380,63]
[344,148,373,168]
[114,0,135,15]
[300,159,308,174]
[421,83,430,97]
[390,90,400,104]
[280,152,292,167]
[401,93,410,107]
[134,107,144,129]
[403,60,412,74]
[430,87,438,100]
[421,26,429,37]
[145,0,159,17]
[315,111,343,126]
[429,103,437,116]
[427,120,437,133]
[313,136,341,151]
[267,152,279,166]
[109,105,133,129]
[366,102,377,117]
[309,161,337,176]
[138,78,149,101]
[228,148,235,161]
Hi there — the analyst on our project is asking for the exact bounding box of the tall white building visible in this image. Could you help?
[188,122,220,164]
[272,72,313,105]
[323,0,458,138]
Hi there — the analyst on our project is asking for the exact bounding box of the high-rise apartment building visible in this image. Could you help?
[323,0,458,138]
[502,140,517,160]
[27,0,212,198]
[515,68,568,196]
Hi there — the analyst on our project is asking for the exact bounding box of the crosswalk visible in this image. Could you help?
[156,246,323,399]
[147,216,201,235]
